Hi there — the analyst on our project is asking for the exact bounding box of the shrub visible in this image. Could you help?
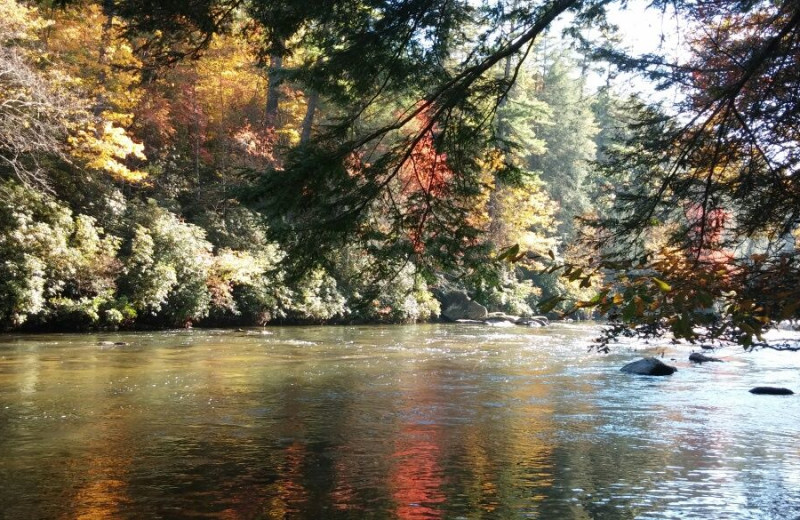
[121,200,213,326]
[0,180,120,328]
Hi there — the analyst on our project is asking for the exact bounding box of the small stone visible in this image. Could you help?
[689,352,722,363]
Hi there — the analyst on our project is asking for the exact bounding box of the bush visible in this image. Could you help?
[275,268,348,323]
[331,247,440,323]
[0,180,121,328]
[121,200,213,326]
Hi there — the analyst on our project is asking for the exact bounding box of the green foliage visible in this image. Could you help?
[275,267,348,323]
[121,200,213,326]
[331,247,440,323]
[472,266,538,317]
[0,180,120,328]
[529,50,599,240]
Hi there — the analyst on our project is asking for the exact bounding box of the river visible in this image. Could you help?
[1,323,799,519]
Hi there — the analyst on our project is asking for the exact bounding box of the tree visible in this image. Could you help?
[5,0,798,341]
[529,48,599,241]
[575,0,800,348]
[0,0,75,188]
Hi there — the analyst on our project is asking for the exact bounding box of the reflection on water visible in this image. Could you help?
[1,324,799,519]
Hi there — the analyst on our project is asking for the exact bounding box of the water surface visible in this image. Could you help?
[1,323,799,519]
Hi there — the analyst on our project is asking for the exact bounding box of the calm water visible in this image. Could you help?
[1,323,799,519]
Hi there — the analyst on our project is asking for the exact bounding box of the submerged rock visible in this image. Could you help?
[749,386,794,395]
[620,357,677,376]
[486,320,515,327]
[689,352,723,363]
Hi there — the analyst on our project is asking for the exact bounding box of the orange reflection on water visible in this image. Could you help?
[266,440,309,518]
[391,421,446,519]
[65,423,132,520]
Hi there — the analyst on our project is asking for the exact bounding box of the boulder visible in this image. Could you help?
[516,316,549,327]
[517,319,544,327]
[689,352,723,363]
[620,357,677,376]
[486,320,515,327]
[486,312,521,322]
[749,386,794,395]
[438,290,488,321]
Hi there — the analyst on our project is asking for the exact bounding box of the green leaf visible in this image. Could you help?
[538,296,564,314]
[652,277,672,292]
[497,244,520,262]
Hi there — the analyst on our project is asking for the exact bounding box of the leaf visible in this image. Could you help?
[652,277,672,292]
[567,268,583,282]
[696,290,714,308]
[578,290,608,308]
[538,296,564,314]
[497,244,520,262]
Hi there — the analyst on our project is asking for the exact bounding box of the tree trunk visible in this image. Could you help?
[300,89,319,144]
[265,53,283,127]
[95,0,115,116]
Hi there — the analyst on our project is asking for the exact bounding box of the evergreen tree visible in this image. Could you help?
[529,49,599,241]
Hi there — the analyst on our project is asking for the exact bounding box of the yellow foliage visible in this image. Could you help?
[45,4,142,114]
[39,2,146,181]
[69,122,147,182]
[497,183,558,256]
[189,33,266,130]
[476,149,559,262]
[0,0,49,43]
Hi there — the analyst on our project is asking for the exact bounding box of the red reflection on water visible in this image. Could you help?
[391,421,446,519]
[275,440,310,512]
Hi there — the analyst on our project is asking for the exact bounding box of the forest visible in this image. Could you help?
[1,0,798,348]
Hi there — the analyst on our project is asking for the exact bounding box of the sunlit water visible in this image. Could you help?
[1,323,799,519]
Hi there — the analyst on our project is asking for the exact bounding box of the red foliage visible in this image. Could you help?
[397,111,455,253]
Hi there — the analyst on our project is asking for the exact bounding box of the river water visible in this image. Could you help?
[1,323,799,519]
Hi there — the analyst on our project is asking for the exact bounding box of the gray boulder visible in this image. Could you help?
[749,386,794,395]
[689,352,723,363]
[486,312,520,322]
[621,357,677,376]
[438,290,488,321]
[516,316,549,327]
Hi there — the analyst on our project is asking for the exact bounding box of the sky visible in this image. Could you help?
[598,0,690,102]
[607,0,686,58]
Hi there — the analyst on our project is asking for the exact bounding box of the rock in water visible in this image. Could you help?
[516,316,548,327]
[749,387,794,395]
[689,352,722,363]
[620,357,677,376]
[438,290,488,321]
